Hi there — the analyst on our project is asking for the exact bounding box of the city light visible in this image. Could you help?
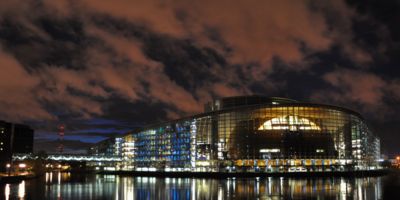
[8,96,383,173]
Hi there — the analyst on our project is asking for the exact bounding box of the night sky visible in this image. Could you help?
[0,0,399,157]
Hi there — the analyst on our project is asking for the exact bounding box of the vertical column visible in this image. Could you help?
[58,124,65,153]
[211,115,219,170]
[190,120,197,170]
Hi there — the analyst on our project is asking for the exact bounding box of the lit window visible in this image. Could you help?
[258,115,321,131]
[260,148,280,153]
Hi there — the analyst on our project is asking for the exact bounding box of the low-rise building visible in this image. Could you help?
[0,120,34,172]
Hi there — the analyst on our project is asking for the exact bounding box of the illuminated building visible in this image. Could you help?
[88,137,123,157]
[0,120,34,172]
[95,96,381,172]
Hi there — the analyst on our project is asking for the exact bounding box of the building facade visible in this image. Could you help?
[94,96,381,172]
[0,120,34,172]
[88,137,123,157]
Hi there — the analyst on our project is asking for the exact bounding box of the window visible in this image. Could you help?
[258,115,321,131]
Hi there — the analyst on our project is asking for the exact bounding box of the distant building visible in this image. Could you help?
[0,120,34,172]
[88,137,123,157]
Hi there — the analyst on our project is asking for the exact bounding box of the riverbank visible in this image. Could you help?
[98,169,389,178]
[0,173,43,184]
[0,175,29,184]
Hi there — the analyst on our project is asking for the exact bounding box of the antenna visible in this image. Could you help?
[58,124,65,153]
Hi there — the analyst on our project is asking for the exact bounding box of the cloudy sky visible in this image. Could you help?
[0,0,399,156]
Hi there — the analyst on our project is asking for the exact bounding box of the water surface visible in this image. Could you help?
[2,172,396,199]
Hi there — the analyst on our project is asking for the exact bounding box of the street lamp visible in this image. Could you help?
[6,163,11,176]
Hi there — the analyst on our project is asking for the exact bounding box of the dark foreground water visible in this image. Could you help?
[1,172,399,200]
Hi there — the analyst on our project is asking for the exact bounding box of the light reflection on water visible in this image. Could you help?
[1,172,386,199]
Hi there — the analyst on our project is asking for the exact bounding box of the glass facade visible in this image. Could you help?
[97,96,381,172]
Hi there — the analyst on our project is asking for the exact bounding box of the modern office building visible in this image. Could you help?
[0,120,34,172]
[88,137,123,157]
[92,96,381,172]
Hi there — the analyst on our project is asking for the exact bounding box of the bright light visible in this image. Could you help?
[196,161,210,166]
[258,115,321,131]
[18,181,25,198]
[396,156,400,160]
[5,184,10,200]
[6,163,10,168]
[260,149,280,153]
[18,163,26,168]
[104,167,116,171]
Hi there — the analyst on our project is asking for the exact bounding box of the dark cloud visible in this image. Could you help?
[0,17,88,70]
[34,139,93,154]
[0,0,399,155]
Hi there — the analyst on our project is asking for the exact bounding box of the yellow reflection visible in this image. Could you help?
[57,172,61,199]
[123,177,134,200]
[18,181,25,199]
[5,184,10,200]
[258,115,321,131]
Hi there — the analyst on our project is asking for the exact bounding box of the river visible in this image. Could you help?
[2,172,399,199]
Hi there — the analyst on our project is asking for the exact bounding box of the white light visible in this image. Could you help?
[196,161,210,166]
[18,181,25,198]
[260,149,280,153]
[258,115,321,131]
[104,167,116,171]
[18,163,26,168]
[5,184,10,200]
[148,167,157,171]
